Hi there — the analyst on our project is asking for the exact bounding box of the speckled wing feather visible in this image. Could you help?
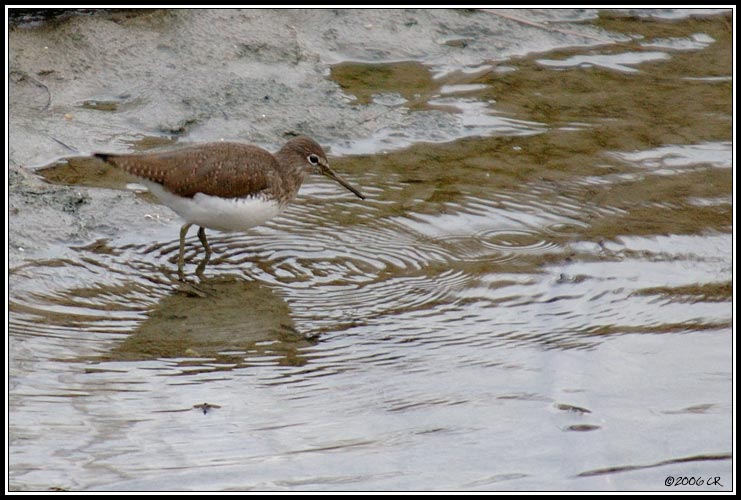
[95,142,278,199]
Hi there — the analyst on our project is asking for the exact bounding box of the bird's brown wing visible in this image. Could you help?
[95,142,278,199]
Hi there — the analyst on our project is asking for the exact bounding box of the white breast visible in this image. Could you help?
[143,181,284,232]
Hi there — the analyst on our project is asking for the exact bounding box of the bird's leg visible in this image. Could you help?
[195,226,211,279]
[178,223,193,281]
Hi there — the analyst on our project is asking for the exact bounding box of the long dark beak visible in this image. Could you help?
[320,163,366,200]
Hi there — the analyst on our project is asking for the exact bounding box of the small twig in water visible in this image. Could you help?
[481,9,615,45]
[49,136,79,153]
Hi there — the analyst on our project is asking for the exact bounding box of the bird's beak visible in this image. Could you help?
[320,162,366,200]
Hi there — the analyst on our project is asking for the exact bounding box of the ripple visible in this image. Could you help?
[611,142,732,170]
[478,228,561,253]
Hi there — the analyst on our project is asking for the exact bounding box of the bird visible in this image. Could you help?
[94,136,365,280]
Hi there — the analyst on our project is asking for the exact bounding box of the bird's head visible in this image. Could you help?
[279,136,365,200]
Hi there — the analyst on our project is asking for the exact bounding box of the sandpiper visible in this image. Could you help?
[95,136,365,280]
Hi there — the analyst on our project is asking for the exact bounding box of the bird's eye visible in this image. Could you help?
[307,154,320,165]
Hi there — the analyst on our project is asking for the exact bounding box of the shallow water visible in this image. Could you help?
[8,10,733,491]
